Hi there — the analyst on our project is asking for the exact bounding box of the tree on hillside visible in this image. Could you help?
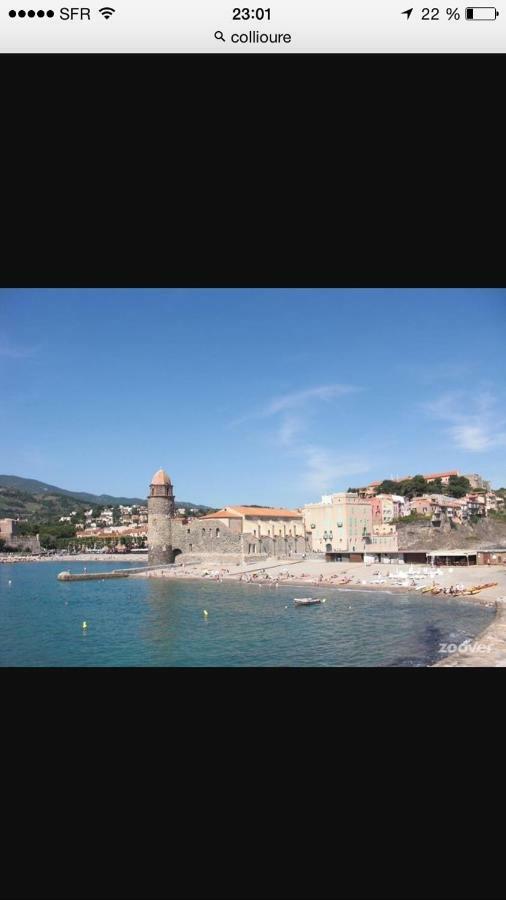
[425,478,443,494]
[397,476,428,498]
[447,475,471,498]
[374,480,400,495]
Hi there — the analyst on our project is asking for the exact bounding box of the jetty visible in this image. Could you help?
[57,570,131,581]
[56,563,171,582]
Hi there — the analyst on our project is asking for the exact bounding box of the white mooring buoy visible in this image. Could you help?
[203,610,208,617]
[82,621,87,629]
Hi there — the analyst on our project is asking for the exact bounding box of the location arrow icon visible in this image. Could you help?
[401,8,413,17]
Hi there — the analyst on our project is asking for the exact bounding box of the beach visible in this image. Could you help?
[134,557,506,603]
[134,557,506,666]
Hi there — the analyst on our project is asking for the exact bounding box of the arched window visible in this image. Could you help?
[216,528,220,538]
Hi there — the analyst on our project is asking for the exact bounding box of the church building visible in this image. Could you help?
[147,469,310,566]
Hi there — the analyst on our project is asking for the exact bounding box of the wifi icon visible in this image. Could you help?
[99,6,115,18]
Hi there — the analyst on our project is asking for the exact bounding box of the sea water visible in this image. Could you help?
[0,561,494,667]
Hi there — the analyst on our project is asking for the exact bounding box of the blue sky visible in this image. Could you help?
[1,289,505,507]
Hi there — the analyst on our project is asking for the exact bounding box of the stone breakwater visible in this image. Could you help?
[57,570,131,581]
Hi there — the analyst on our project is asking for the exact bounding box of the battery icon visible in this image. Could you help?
[465,7,500,18]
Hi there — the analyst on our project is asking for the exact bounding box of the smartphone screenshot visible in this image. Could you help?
[0,0,504,52]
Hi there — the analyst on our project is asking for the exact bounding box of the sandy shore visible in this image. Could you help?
[135,558,506,604]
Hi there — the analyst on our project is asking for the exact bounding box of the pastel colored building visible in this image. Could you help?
[463,493,487,518]
[200,506,304,537]
[303,492,398,560]
[409,497,433,517]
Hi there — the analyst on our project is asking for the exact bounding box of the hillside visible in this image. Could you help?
[397,516,506,552]
[0,475,214,521]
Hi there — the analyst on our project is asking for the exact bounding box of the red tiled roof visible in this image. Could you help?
[201,506,302,519]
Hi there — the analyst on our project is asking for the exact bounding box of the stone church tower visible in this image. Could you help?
[147,468,175,565]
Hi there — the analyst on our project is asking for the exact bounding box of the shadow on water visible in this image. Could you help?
[383,622,446,668]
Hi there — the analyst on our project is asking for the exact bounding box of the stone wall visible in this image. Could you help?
[1,535,41,554]
[171,519,311,562]
[172,519,243,558]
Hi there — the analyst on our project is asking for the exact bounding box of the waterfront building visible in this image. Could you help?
[0,518,41,553]
[426,549,477,566]
[303,492,398,561]
[200,506,303,536]
[147,469,309,565]
[476,548,506,565]
[147,468,175,565]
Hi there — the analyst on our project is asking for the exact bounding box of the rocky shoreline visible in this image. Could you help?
[0,552,148,564]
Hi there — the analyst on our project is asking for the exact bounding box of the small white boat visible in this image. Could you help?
[294,597,321,606]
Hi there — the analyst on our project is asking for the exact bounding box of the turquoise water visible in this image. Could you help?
[0,561,494,666]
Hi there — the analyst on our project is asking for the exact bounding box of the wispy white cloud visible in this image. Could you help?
[301,445,370,493]
[277,415,304,447]
[424,390,506,452]
[266,384,360,415]
[229,383,361,428]
[229,383,369,495]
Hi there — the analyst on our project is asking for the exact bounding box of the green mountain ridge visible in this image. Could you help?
[0,475,213,519]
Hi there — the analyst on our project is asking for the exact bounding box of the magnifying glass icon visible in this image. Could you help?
[214,30,226,41]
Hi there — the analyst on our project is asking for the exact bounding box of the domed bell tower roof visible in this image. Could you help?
[150,469,172,486]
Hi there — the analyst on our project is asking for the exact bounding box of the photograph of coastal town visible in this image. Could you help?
[1,288,505,666]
